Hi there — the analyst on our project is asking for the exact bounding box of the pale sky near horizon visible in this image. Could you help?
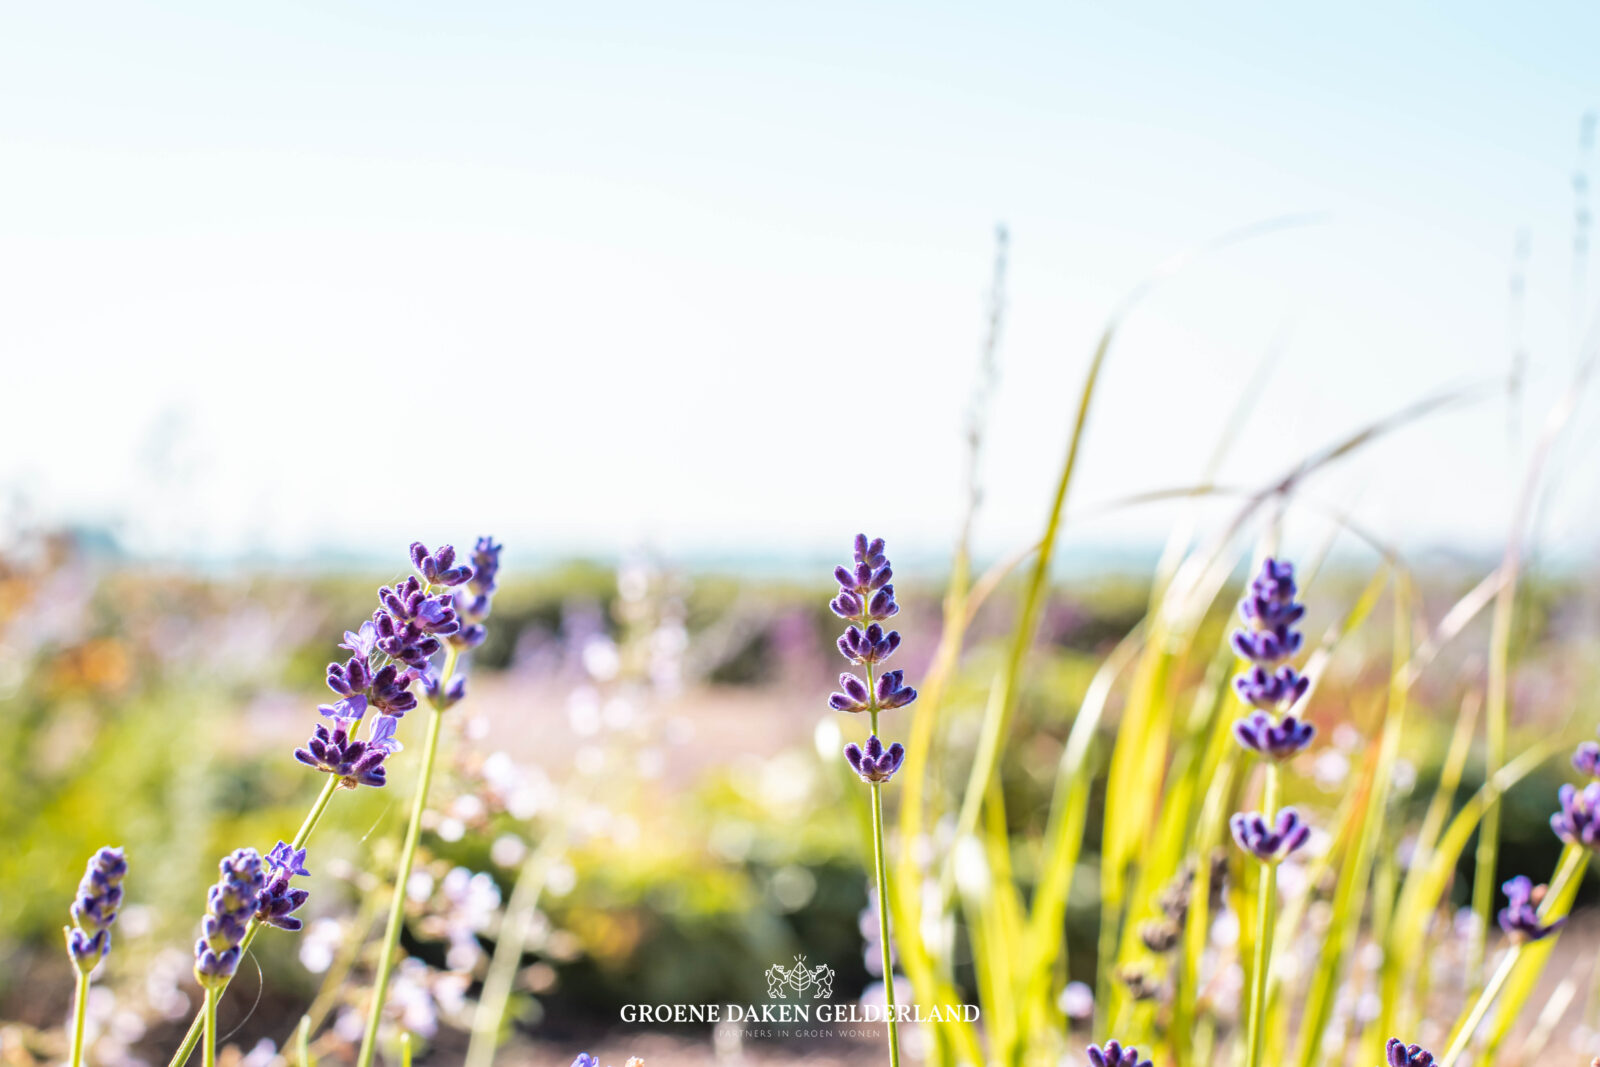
[3,3,1600,568]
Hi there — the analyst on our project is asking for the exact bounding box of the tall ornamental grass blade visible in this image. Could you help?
[1472,337,1598,981]
[1294,578,1411,1067]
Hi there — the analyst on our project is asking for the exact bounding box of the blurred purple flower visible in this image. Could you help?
[1086,1041,1152,1067]
[66,845,126,972]
[423,671,467,710]
[1496,875,1565,943]
[1573,739,1600,778]
[1230,808,1311,863]
[1231,559,1307,709]
[1233,711,1315,761]
[1385,1038,1435,1067]
[1551,782,1600,849]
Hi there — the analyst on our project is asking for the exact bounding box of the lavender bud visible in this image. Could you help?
[1229,807,1312,863]
[1385,1038,1435,1067]
[1233,711,1315,761]
[411,541,475,587]
[194,849,265,988]
[1086,1041,1152,1067]
[843,735,905,784]
[256,842,311,932]
[1551,782,1600,849]
[66,846,127,973]
[1496,874,1565,943]
[423,671,467,709]
[1233,665,1310,712]
[1232,557,1307,676]
[294,714,403,789]
[830,672,872,713]
[1574,740,1600,778]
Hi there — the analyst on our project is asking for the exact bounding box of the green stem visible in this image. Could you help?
[1244,764,1279,1067]
[1440,948,1518,1067]
[1439,844,1586,1067]
[296,1016,313,1067]
[357,645,458,1067]
[202,989,219,1067]
[166,775,344,1067]
[870,778,901,1067]
[68,971,90,1067]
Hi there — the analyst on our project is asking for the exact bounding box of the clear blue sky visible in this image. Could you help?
[3,2,1598,566]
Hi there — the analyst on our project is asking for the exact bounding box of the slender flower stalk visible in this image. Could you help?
[65,845,126,1067]
[829,534,915,1067]
[166,538,497,1067]
[1227,557,1312,1067]
[1438,720,1600,1067]
[193,849,265,1067]
[356,540,500,1067]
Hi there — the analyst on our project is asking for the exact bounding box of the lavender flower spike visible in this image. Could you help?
[1496,875,1566,943]
[828,534,917,716]
[256,842,311,932]
[1086,1041,1153,1067]
[1385,1038,1435,1067]
[1233,711,1315,761]
[844,735,906,784]
[66,846,127,973]
[1573,738,1600,778]
[1230,807,1312,863]
[1231,557,1309,711]
[451,536,503,648]
[294,714,403,789]
[1551,781,1600,849]
[194,848,265,988]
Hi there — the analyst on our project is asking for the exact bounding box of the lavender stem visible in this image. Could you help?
[68,971,90,1067]
[1245,764,1279,1067]
[355,643,459,1067]
[202,988,219,1067]
[165,775,344,1067]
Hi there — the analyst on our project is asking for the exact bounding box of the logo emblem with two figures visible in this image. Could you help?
[765,954,834,1000]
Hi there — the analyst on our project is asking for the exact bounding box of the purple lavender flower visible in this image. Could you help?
[294,714,403,789]
[844,735,905,784]
[410,542,475,587]
[1233,711,1315,761]
[1231,557,1308,701]
[828,535,917,716]
[570,1057,597,1067]
[256,842,311,932]
[1086,1041,1152,1067]
[1496,874,1566,943]
[66,846,126,973]
[451,537,502,647]
[194,849,265,988]
[1230,808,1311,863]
[1385,1038,1435,1067]
[422,670,467,710]
[1233,665,1311,712]
[1552,782,1600,849]
[1573,740,1600,778]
